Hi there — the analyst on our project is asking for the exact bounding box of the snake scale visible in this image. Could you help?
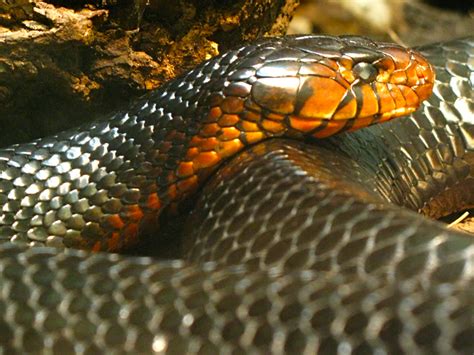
[0,35,473,353]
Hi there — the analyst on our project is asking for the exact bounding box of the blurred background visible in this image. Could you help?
[287,0,473,46]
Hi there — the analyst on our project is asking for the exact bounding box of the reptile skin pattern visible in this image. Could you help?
[0,35,433,252]
[0,36,472,353]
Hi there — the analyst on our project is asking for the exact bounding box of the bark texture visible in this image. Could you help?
[0,0,299,146]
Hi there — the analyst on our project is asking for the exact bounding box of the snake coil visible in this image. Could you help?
[0,36,473,354]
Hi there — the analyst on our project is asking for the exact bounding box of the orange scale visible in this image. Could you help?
[333,97,357,120]
[298,77,347,119]
[240,120,259,132]
[219,139,244,158]
[206,106,222,122]
[107,214,125,230]
[193,151,220,169]
[266,112,285,121]
[348,116,374,132]
[338,57,353,70]
[185,147,199,160]
[383,47,411,69]
[147,192,162,209]
[339,67,355,83]
[378,109,412,123]
[335,73,351,89]
[399,86,420,107]
[416,64,433,84]
[244,131,265,144]
[220,127,241,141]
[376,56,395,72]
[375,83,396,114]
[390,70,408,85]
[176,162,194,178]
[200,137,219,151]
[123,204,144,222]
[388,84,406,108]
[289,116,322,133]
[312,120,347,138]
[358,84,379,118]
[404,62,419,86]
[415,83,434,102]
[261,119,285,134]
[218,114,240,127]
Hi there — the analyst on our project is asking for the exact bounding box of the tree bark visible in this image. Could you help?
[0,0,299,146]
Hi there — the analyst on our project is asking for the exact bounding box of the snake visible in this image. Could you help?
[0,34,472,353]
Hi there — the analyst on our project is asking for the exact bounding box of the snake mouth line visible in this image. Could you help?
[285,106,418,139]
[281,80,429,138]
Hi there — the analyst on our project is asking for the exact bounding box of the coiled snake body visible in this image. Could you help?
[0,36,472,353]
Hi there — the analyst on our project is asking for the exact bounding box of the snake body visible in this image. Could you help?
[0,36,472,353]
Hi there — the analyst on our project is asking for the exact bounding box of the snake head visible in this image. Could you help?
[188,35,435,174]
[243,35,435,138]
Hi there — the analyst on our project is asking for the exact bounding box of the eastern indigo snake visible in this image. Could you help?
[0,35,472,353]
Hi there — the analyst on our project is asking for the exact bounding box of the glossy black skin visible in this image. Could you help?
[0,37,473,354]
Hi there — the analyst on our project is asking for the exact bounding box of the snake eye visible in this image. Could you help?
[353,62,378,82]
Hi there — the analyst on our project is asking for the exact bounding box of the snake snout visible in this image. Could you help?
[411,51,436,102]
[379,46,435,102]
[364,46,436,123]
